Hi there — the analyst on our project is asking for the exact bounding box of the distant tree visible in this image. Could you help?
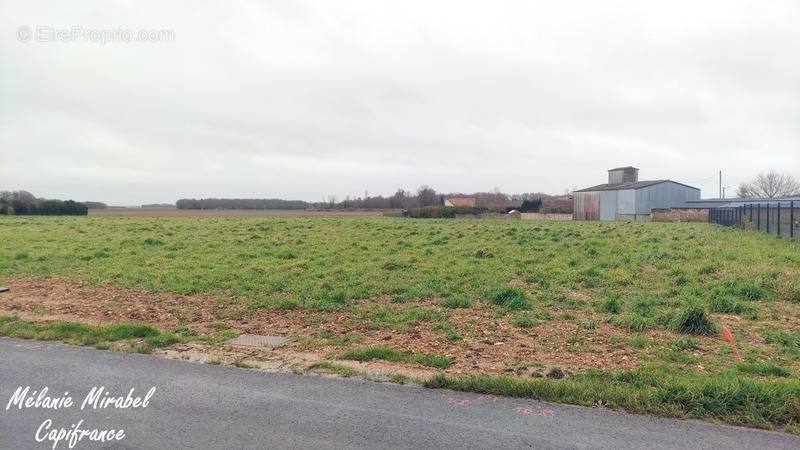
[519,198,542,212]
[82,201,107,209]
[736,171,800,198]
[175,198,309,210]
[389,189,410,209]
[1,190,37,204]
[0,191,87,215]
[474,191,510,211]
[416,185,438,207]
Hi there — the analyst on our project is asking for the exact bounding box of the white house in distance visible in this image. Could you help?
[573,167,700,221]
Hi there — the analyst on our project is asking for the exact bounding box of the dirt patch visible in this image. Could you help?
[0,277,225,332]
[0,277,734,376]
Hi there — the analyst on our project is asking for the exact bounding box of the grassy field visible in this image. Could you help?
[88,208,386,217]
[1,216,799,430]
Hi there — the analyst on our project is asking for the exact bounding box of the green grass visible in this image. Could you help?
[671,304,718,336]
[488,287,532,310]
[2,216,800,430]
[1,217,796,318]
[341,345,452,369]
[599,296,623,314]
[762,330,800,359]
[707,295,760,319]
[355,306,445,331]
[0,316,180,352]
[317,331,364,347]
[424,367,800,431]
[512,315,537,328]
[669,337,699,352]
[735,362,792,378]
[440,296,472,309]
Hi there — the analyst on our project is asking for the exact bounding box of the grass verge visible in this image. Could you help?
[423,366,800,431]
[0,315,182,353]
[341,345,452,369]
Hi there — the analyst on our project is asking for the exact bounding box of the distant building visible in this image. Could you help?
[672,197,800,209]
[573,167,700,221]
[443,196,476,207]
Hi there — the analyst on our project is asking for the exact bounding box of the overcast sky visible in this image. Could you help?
[1,1,798,205]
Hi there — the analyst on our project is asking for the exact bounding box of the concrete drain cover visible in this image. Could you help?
[225,334,292,348]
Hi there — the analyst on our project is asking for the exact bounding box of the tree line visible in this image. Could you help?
[175,186,574,213]
[176,198,309,210]
[0,191,89,216]
[324,187,571,213]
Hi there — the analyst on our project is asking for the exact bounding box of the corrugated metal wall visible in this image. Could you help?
[600,191,618,221]
[573,191,600,220]
[608,168,638,185]
[635,182,701,215]
[617,189,636,216]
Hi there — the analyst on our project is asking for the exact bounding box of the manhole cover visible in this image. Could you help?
[0,287,9,293]
[225,334,292,348]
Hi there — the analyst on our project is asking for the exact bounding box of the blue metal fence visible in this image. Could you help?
[709,201,798,239]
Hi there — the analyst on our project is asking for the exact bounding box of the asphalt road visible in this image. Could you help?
[1,338,797,449]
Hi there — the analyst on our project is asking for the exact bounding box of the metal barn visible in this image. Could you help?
[573,167,700,221]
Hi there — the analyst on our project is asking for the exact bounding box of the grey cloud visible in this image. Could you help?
[1,0,798,204]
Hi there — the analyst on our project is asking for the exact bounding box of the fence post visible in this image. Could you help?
[791,201,795,239]
[777,202,781,236]
[757,204,761,230]
[767,203,771,234]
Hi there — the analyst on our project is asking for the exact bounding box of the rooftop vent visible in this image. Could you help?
[608,166,639,185]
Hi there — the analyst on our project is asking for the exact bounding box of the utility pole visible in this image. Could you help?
[719,171,722,199]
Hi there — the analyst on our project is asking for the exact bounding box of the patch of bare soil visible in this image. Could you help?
[0,277,736,377]
[0,277,225,332]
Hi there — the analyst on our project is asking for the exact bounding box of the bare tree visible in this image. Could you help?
[416,185,438,207]
[736,171,800,198]
[389,189,409,209]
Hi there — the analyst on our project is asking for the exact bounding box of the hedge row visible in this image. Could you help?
[0,199,88,216]
[408,206,488,218]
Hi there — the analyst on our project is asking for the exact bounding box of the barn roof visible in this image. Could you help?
[672,197,800,209]
[444,196,476,207]
[574,180,699,193]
